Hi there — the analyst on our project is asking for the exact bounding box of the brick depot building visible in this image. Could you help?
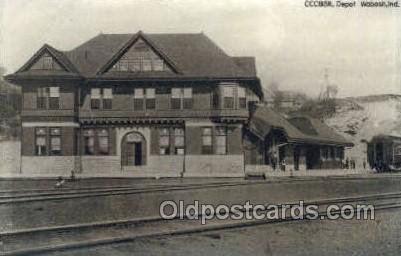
[5,32,353,177]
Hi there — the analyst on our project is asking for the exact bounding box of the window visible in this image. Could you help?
[37,87,48,109]
[35,128,47,156]
[330,147,335,159]
[153,59,164,71]
[183,88,193,109]
[134,88,144,111]
[215,126,227,154]
[212,90,219,109]
[174,128,185,155]
[223,86,235,109]
[171,88,192,109]
[145,88,156,109]
[321,147,329,160]
[50,128,61,155]
[98,129,109,155]
[202,127,213,154]
[91,88,101,109]
[49,87,60,109]
[171,88,182,109]
[109,39,169,72]
[159,128,170,155]
[142,58,152,71]
[103,88,113,110]
[30,53,63,70]
[84,129,95,155]
[238,87,247,109]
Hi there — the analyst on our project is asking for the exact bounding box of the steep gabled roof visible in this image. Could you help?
[249,105,353,147]
[63,32,257,78]
[17,44,79,74]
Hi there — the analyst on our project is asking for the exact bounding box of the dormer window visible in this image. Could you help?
[30,53,63,71]
[110,39,171,72]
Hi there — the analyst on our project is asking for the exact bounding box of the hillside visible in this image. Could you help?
[325,94,401,167]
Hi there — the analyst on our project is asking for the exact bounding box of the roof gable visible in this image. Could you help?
[17,44,78,74]
[98,33,178,75]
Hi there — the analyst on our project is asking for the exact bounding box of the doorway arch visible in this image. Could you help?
[121,132,147,166]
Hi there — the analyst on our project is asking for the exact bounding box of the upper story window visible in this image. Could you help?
[133,88,155,110]
[133,88,144,111]
[171,88,192,110]
[91,88,112,110]
[238,87,247,109]
[223,86,235,109]
[49,87,60,109]
[30,53,63,71]
[37,87,60,109]
[145,88,156,110]
[110,39,170,72]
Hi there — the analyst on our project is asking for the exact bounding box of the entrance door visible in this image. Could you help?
[294,147,300,171]
[122,132,146,166]
[134,142,142,166]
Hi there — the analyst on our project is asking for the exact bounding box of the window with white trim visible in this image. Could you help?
[171,88,193,109]
[223,86,235,109]
[37,87,48,109]
[133,88,144,111]
[183,88,193,109]
[50,127,61,155]
[145,88,156,109]
[30,53,63,70]
[110,39,170,72]
[202,127,213,154]
[174,128,185,155]
[215,126,227,154]
[84,129,95,155]
[35,128,47,156]
[91,88,101,109]
[49,87,60,109]
[98,129,109,155]
[159,128,170,155]
[102,88,113,110]
[238,86,247,109]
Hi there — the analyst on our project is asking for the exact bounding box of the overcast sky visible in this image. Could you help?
[0,0,400,97]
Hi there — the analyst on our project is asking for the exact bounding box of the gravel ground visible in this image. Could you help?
[47,207,401,256]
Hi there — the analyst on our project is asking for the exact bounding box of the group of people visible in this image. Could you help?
[342,158,367,170]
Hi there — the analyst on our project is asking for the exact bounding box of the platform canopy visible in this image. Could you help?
[248,105,353,147]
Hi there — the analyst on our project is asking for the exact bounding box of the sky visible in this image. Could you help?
[0,0,400,97]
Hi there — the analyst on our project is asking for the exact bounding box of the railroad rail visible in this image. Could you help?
[1,191,400,256]
[2,174,399,204]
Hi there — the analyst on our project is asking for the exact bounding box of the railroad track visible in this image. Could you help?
[2,174,396,204]
[0,177,334,204]
[1,191,401,256]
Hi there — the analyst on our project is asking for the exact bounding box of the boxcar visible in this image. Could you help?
[367,135,401,172]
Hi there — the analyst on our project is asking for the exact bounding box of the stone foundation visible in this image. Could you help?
[184,155,245,177]
[21,156,76,176]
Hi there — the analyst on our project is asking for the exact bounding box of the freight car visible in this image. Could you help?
[367,135,401,172]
